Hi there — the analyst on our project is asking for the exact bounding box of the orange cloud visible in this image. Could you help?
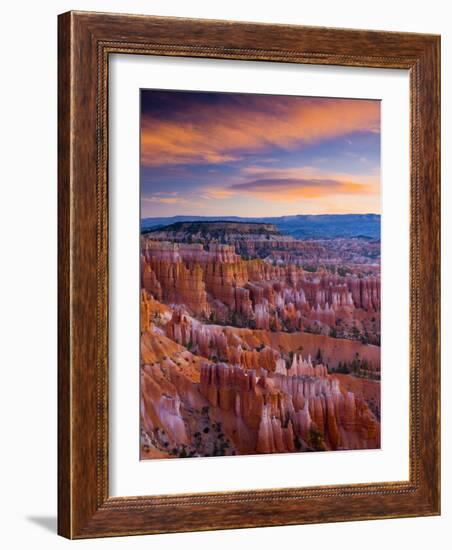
[201,187,236,199]
[228,177,373,201]
[142,193,188,205]
[240,164,379,184]
[141,97,380,167]
[143,197,182,204]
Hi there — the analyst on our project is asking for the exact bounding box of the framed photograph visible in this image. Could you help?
[58,11,440,538]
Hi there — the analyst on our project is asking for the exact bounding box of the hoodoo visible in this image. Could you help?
[140,221,381,459]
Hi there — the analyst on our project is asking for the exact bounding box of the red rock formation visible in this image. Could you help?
[141,237,380,344]
[199,361,380,454]
[140,227,381,459]
[275,353,328,377]
[163,309,380,372]
[141,256,162,300]
[141,365,190,447]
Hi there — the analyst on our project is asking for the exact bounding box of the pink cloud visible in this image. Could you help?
[141,97,380,167]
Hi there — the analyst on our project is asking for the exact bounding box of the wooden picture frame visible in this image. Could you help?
[58,10,440,539]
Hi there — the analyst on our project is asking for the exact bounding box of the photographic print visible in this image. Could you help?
[140,90,381,460]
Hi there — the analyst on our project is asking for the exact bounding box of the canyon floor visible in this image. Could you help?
[140,220,381,459]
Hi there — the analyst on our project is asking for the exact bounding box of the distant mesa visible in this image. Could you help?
[141,214,381,240]
[147,220,281,237]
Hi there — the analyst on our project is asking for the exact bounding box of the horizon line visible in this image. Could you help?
[140,212,381,220]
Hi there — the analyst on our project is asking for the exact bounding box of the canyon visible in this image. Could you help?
[140,220,381,459]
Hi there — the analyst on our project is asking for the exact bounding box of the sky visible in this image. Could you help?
[140,90,380,218]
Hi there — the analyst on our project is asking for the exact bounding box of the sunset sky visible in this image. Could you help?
[140,90,380,218]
